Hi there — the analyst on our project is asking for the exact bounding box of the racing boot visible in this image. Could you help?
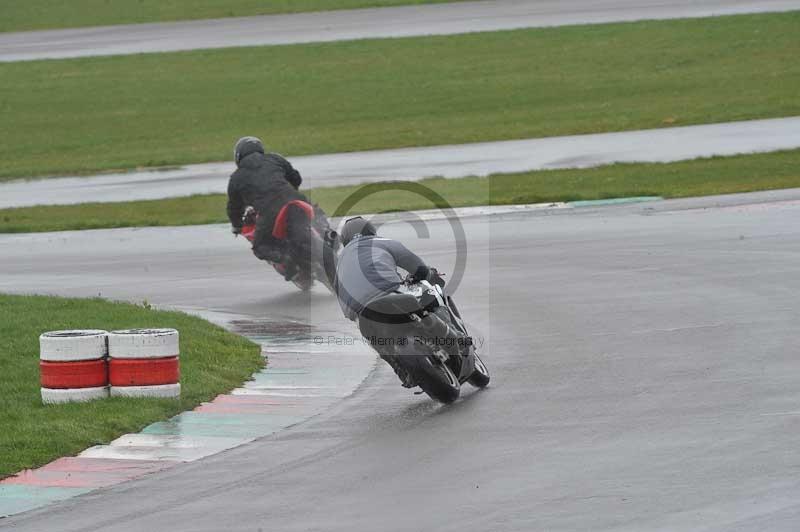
[252,243,285,264]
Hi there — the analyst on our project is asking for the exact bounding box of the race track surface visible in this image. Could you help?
[1,0,799,62]
[2,116,800,209]
[2,189,800,530]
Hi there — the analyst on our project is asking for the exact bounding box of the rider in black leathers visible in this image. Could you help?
[227,136,314,273]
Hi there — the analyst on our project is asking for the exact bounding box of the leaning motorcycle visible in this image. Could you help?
[240,201,338,292]
[358,274,490,403]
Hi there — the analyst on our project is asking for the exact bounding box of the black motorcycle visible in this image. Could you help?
[358,274,490,403]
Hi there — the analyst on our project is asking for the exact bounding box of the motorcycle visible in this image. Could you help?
[240,200,339,292]
[358,273,490,403]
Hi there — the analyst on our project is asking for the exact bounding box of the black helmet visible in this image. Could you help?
[340,216,377,246]
[233,136,265,166]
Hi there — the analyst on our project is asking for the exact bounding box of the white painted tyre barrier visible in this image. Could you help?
[107,328,179,359]
[109,383,181,399]
[41,386,109,404]
[39,330,108,362]
[40,330,109,404]
[108,329,181,399]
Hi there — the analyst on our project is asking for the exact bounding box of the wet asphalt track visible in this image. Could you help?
[2,189,800,530]
[3,116,800,209]
[2,0,799,62]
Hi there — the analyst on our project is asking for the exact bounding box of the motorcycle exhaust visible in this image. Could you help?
[418,312,467,357]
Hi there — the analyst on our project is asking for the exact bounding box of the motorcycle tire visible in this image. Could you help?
[292,277,314,291]
[407,352,461,404]
[308,230,336,293]
[467,352,490,388]
[284,229,320,292]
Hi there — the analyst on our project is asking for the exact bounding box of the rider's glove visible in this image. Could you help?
[428,267,446,288]
[231,226,242,236]
[409,265,430,283]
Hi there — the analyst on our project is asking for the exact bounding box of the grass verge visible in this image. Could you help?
[1,149,798,233]
[0,12,798,180]
[0,0,461,33]
[0,294,264,478]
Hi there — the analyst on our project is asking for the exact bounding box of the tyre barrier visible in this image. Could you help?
[108,329,181,399]
[40,359,108,389]
[39,330,109,404]
[109,383,182,399]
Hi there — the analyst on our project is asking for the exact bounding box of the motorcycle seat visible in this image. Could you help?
[361,292,424,324]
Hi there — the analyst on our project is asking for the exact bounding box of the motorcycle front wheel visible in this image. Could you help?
[406,352,460,404]
[467,352,490,388]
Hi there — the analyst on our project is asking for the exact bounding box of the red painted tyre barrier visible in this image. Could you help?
[40,359,108,389]
[39,330,110,404]
[109,357,180,387]
[108,329,181,399]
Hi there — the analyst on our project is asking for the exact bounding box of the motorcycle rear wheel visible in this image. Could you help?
[284,229,322,292]
[467,352,490,388]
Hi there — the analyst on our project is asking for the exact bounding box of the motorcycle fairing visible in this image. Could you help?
[272,200,316,239]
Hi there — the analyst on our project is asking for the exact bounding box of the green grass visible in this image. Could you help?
[0,0,461,33]
[2,149,799,234]
[1,12,798,180]
[0,294,264,477]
